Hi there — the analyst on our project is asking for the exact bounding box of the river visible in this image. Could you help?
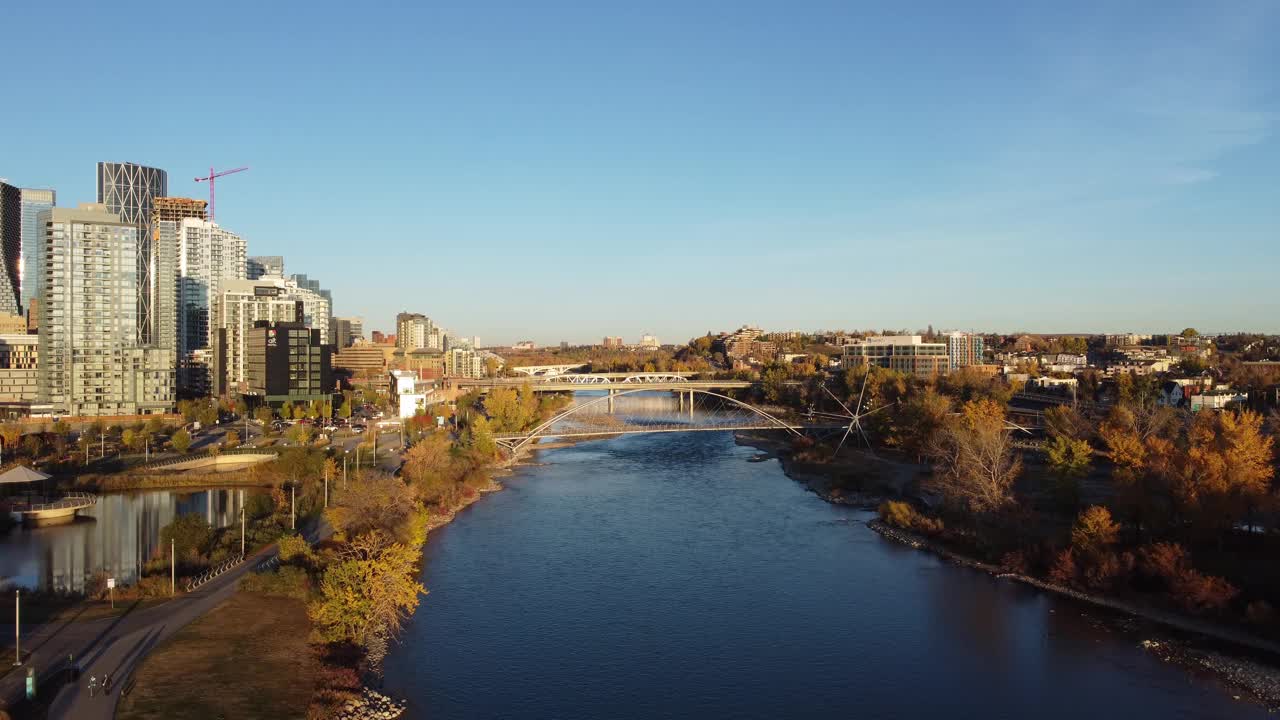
[384,431,1265,719]
[0,488,256,593]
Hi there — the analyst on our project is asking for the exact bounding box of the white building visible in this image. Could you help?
[639,333,660,349]
[160,218,246,394]
[215,275,330,393]
[445,348,485,378]
[389,369,438,418]
[38,204,174,415]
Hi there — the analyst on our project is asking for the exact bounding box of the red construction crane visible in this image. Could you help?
[193,166,248,221]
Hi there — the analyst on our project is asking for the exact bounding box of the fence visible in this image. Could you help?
[184,552,246,592]
[139,446,278,471]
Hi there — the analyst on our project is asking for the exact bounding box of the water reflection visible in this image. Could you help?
[0,487,259,592]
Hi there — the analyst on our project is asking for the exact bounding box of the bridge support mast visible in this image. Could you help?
[608,388,616,414]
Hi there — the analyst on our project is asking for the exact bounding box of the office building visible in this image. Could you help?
[0,334,38,417]
[19,188,56,313]
[163,217,246,394]
[96,162,168,343]
[639,333,660,349]
[334,317,364,348]
[246,255,284,279]
[602,336,624,349]
[214,276,330,394]
[0,182,21,315]
[445,347,485,378]
[842,336,949,379]
[947,332,985,369]
[333,342,394,383]
[243,321,332,406]
[38,203,174,416]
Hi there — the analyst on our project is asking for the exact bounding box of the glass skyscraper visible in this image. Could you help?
[97,161,168,343]
[0,182,23,315]
[19,187,56,314]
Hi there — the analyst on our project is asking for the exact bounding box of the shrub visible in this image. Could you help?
[241,566,310,601]
[1000,550,1030,575]
[1137,542,1190,587]
[1171,569,1239,614]
[1048,548,1078,586]
[160,513,214,561]
[1246,600,1275,626]
[134,575,173,598]
[878,500,917,530]
[278,533,314,564]
[1082,551,1134,591]
[171,428,192,453]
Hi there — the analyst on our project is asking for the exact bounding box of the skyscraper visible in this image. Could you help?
[947,332,985,370]
[152,197,209,356]
[38,203,174,415]
[0,182,22,315]
[19,188,56,314]
[155,206,246,395]
[290,272,333,344]
[246,255,284,279]
[97,162,168,342]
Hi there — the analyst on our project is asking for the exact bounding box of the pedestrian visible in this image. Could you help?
[88,675,98,698]
[103,673,113,694]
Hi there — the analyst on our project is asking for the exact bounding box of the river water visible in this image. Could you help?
[384,431,1266,719]
[0,488,255,593]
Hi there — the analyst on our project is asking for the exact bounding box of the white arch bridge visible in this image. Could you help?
[492,387,843,452]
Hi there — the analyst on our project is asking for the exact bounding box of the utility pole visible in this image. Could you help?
[291,483,296,531]
[170,539,176,595]
[343,453,348,489]
[323,464,329,508]
[145,435,149,463]
[13,590,19,666]
[240,504,245,556]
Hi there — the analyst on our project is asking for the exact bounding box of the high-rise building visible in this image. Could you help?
[246,255,284,279]
[214,276,331,393]
[38,204,174,415]
[289,272,333,343]
[244,321,332,406]
[334,317,364,348]
[97,162,168,343]
[602,336,624,348]
[396,312,436,350]
[19,188,56,313]
[163,218,246,394]
[0,182,22,315]
[947,332,985,370]
[841,336,949,379]
[639,333,660,349]
[151,198,210,357]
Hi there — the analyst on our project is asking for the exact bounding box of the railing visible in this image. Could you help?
[140,446,279,471]
[255,555,281,573]
[19,492,97,512]
[184,552,245,592]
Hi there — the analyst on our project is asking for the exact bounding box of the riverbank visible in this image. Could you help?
[869,519,1280,709]
[732,431,1280,711]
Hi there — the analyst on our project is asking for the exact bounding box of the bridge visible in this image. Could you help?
[509,364,588,376]
[492,387,842,452]
[453,373,749,394]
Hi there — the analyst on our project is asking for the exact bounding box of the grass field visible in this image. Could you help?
[116,590,317,720]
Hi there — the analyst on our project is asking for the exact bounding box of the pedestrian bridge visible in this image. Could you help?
[492,387,840,452]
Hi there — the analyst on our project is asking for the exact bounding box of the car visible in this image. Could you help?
[352,424,367,433]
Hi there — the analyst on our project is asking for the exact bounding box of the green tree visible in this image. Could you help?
[146,416,165,435]
[171,428,192,454]
[160,513,214,560]
[198,403,219,427]
[255,406,274,425]
[339,398,353,419]
[1047,435,1092,478]
[309,531,426,646]
[121,428,137,452]
[281,401,295,421]
[1181,328,1199,338]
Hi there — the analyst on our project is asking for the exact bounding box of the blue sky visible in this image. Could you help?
[2,0,1277,343]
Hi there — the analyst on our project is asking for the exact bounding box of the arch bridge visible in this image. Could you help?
[492,387,841,452]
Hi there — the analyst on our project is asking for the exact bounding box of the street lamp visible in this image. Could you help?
[343,450,348,489]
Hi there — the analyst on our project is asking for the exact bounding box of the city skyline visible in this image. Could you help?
[2,1,1277,344]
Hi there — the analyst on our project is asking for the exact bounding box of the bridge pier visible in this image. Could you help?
[608,388,616,414]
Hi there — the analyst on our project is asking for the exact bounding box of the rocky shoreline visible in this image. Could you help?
[868,520,1280,710]
[734,429,1280,711]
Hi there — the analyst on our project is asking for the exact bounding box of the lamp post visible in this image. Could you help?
[323,464,329,509]
[13,590,20,666]
[343,451,348,489]
[291,483,296,531]
[170,538,176,595]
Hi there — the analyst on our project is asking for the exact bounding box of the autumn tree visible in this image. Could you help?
[1161,410,1274,538]
[310,529,426,647]
[1070,506,1120,557]
[466,415,498,459]
[329,472,417,539]
[1047,435,1092,478]
[171,428,192,454]
[0,423,23,454]
[926,399,1021,514]
[224,431,240,450]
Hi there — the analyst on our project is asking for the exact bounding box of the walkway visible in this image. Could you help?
[1,515,334,719]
